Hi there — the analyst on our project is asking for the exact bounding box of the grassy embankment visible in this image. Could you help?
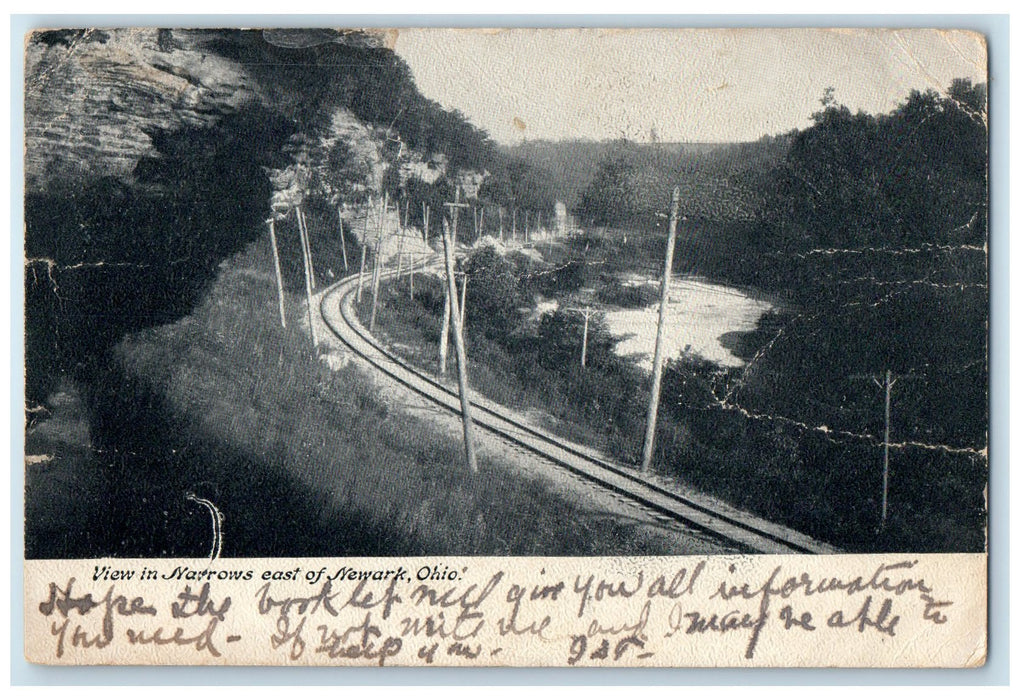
[94,237,691,557]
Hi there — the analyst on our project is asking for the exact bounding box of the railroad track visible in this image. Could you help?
[319,265,839,555]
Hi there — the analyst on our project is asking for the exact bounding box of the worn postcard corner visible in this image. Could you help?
[23,26,988,669]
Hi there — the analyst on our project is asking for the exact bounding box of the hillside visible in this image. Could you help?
[25,28,500,407]
[504,137,789,224]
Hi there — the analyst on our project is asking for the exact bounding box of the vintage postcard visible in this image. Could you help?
[22,27,988,667]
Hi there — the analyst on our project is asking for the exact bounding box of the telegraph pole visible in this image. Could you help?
[850,369,920,531]
[266,218,286,328]
[880,370,894,530]
[369,192,388,332]
[357,200,373,303]
[337,207,349,272]
[396,223,406,280]
[439,187,469,376]
[296,208,318,348]
[297,207,316,289]
[442,217,478,472]
[640,186,681,472]
[579,307,591,368]
[459,271,468,329]
[409,246,416,301]
[564,306,595,368]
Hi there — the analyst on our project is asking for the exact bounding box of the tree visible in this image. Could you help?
[535,310,615,371]
[462,246,521,341]
[316,138,371,206]
[764,82,987,249]
[577,154,639,227]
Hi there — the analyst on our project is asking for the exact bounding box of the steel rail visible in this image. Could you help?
[319,267,838,555]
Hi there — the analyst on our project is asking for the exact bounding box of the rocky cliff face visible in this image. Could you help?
[25,28,262,193]
[23,27,491,406]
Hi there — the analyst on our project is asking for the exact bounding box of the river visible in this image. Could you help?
[601,275,773,372]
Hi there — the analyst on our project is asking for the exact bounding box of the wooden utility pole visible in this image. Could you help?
[879,370,895,531]
[849,369,919,531]
[439,187,469,376]
[396,225,405,280]
[422,202,429,243]
[297,208,318,348]
[565,306,594,367]
[357,226,368,303]
[499,208,504,243]
[579,307,592,368]
[297,207,316,289]
[479,207,485,239]
[512,207,517,241]
[397,198,409,279]
[869,369,907,531]
[640,186,681,472]
[266,218,286,328]
[409,247,416,301]
[337,207,349,272]
[442,217,478,473]
[459,271,468,329]
[581,307,589,367]
[369,192,388,332]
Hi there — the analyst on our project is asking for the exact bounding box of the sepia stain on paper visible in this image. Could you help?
[22,26,988,668]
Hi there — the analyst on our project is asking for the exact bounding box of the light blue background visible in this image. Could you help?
[9,13,1009,686]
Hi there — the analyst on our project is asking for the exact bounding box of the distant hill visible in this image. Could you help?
[502,138,789,220]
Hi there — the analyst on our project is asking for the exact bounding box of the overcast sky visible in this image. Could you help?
[391,28,987,144]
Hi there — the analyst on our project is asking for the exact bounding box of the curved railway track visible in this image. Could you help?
[319,265,838,555]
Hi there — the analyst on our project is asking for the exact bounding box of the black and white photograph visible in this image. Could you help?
[19,25,991,668]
